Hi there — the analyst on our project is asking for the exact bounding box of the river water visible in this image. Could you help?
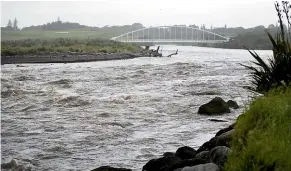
[1,46,271,171]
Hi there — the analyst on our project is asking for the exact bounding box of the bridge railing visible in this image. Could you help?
[118,39,228,43]
[111,25,230,43]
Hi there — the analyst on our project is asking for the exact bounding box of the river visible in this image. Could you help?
[1,45,271,170]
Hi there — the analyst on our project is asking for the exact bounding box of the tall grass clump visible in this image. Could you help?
[224,87,291,171]
[242,1,291,93]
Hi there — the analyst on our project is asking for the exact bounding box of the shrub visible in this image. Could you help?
[242,1,291,93]
[224,87,291,171]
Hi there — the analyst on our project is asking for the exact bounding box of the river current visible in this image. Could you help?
[1,46,271,170]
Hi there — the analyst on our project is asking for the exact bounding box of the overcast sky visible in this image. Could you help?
[1,0,278,29]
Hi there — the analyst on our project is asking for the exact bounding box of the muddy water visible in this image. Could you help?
[1,46,271,170]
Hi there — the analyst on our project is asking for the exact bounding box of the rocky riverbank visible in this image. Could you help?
[0,96,239,171]
[1,117,236,171]
[91,123,235,171]
[89,97,239,171]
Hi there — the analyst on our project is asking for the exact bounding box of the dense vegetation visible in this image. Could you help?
[1,22,144,40]
[225,2,291,171]
[1,38,143,56]
[241,1,291,93]
[225,88,291,171]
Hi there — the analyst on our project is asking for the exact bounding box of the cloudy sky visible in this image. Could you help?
[1,0,277,29]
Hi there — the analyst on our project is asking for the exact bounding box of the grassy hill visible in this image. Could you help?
[2,29,124,41]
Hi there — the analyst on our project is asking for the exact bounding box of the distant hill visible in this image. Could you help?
[21,21,88,31]
[1,21,145,40]
[20,21,144,32]
[0,20,283,50]
[210,24,280,49]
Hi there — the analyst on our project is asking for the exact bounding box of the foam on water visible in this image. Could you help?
[1,45,271,171]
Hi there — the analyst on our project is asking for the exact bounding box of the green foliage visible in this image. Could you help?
[241,1,291,93]
[1,38,143,56]
[224,87,291,171]
[1,23,144,41]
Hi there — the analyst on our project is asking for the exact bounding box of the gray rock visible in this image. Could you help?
[173,168,183,171]
[196,129,234,153]
[164,159,206,171]
[215,123,235,137]
[209,146,231,167]
[194,151,210,163]
[227,100,239,109]
[181,163,220,171]
[1,159,31,171]
[198,97,230,115]
[164,152,176,157]
[91,166,132,171]
[208,119,228,122]
[215,129,235,147]
[142,156,181,171]
[1,159,17,170]
[175,146,197,160]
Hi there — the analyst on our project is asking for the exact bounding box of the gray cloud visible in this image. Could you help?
[1,0,277,28]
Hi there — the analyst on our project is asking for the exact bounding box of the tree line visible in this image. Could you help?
[1,16,281,50]
[2,18,19,31]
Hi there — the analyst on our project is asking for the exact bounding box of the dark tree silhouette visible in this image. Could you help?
[13,18,18,31]
[7,19,12,27]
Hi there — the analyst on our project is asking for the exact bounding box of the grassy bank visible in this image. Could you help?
[225,88,291,171]
[1,38,143,56]
[1,29,118,41]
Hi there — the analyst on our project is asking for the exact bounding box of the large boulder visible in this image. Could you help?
[164,159,206,171]
[198,97,230,115]
[194,151,210,163]
[1,159,17,170]
[91,166,132,171]
[163,152,176,157]
[1,159,30,171]
[142,156,181,171]
[214,129,235,147]
[215,123,235,137]
[181,163,220,171]
[209,146,231,168]
[196,141,213,154]
[227,100,239,109]
[175,146,197,160]
[196,129,234,153]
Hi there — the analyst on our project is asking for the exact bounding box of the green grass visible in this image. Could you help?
[1,38,143,55]
[1,29,119,41]
[225,87,291,171]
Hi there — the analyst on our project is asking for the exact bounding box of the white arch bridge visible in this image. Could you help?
[111,26,230,45]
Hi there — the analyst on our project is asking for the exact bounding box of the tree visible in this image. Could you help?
[241,1,291,93]
[57,16,62,24]
[201,24,206,29]
[13,18,18,31]
[5,19,13,30]
[7,19,12,27]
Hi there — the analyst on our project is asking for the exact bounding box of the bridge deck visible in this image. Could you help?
[119,39,228,43]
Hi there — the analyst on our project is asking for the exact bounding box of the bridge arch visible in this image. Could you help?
[110,25,229,44]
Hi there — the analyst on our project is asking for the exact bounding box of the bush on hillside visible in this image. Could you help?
[242,1,291,93]
[225,87,291,171]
